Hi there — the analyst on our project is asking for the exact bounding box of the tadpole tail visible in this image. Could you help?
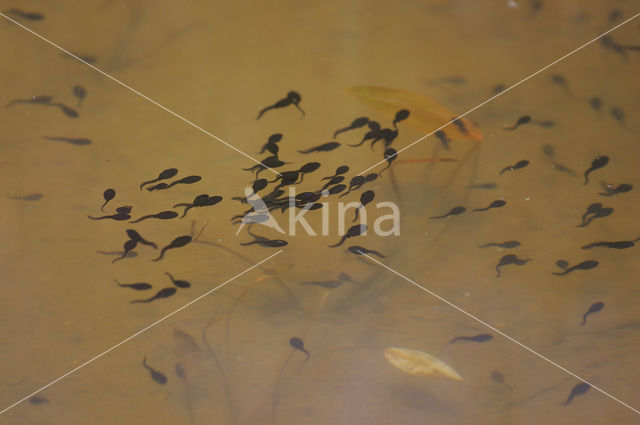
[180,206,193,219]
[378,163,391,177]
[328,235,348,248]
[130,215,152,223]
[151,247,168,262]
[112,253,127,263]
[576,216,595,228]
[138,239,157,249]
[139,179,157,190]
[371,250,386,258]
[584,171,591,185]
[297,148,314,154]
[580,314,587,325]
[130,297,153,304]
[552,270,569,276]
[256,104,275,120]
[51,102,79,118]
[294,103,306,117]
[338,189,353,198]
[496,267,501,278]
[87,214,110,220]
[333,127,349,138]
[429,214,446,219]
[347,138,367,147]
[100,200,108,212]
[353,207,361,222]
[473,207,489,212]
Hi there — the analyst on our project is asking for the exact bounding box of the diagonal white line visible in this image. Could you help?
[0,13,282,177]
[358,11,640,176]
[358,252,640,415]
[0,250,283,415]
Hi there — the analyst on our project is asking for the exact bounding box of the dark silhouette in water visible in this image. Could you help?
[473,200,506,212]
[504,115,531,130]
[479,241,520,249]
[260,133,282,155]
[583,155,609,185]
[43,136,90,145]
[581,238,638,250]
[9,193,43,201]
[576,203,613,227]
[322,165,349,180]
[101,188,115,212]
[131,287,177,304]
[348,121,381,147]
[329,224,366,247]
[126,229,157,249]
[491,371,513,392]
[430,206,466,219]
[257,91,305,119]
[552,260,599,276]
[581,302,604,325]
[334,117,369,138]
[131,211,179,223]
[500,160,529,175]
[598,182,632,196]
[348,245,386,258]
[5,8,45,20]
[449,334,493,343]
[563,382,590,405]
[87,211,130,221]
[165,272,191,288]
[72,85,86,107]
[496,254,530,277]
[139,168,178,190]
[378,148,397,176]
[353,190,375,221]
[152,236,192,261]
[142,357,167,384]
[114,279,152,290]
[339,175,366,198]
[298,142,340,154]
[392,109,410,128]
[289,337,310,361]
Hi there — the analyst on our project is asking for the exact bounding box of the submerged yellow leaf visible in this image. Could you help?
[344,86,483,142]
[384,347,463,381]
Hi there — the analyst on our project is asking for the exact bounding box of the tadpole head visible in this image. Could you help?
[269,133,283,144]
[300,162,321,174]
[336,165,349,175]
[159,168,178,179]
[287,91,301,103]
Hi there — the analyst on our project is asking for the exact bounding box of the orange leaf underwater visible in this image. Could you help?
[344,86,483,142]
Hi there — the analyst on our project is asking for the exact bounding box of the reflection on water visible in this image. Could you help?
[1,0,639,424]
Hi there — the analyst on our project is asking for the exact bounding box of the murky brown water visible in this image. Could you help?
[1,0,639,424]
